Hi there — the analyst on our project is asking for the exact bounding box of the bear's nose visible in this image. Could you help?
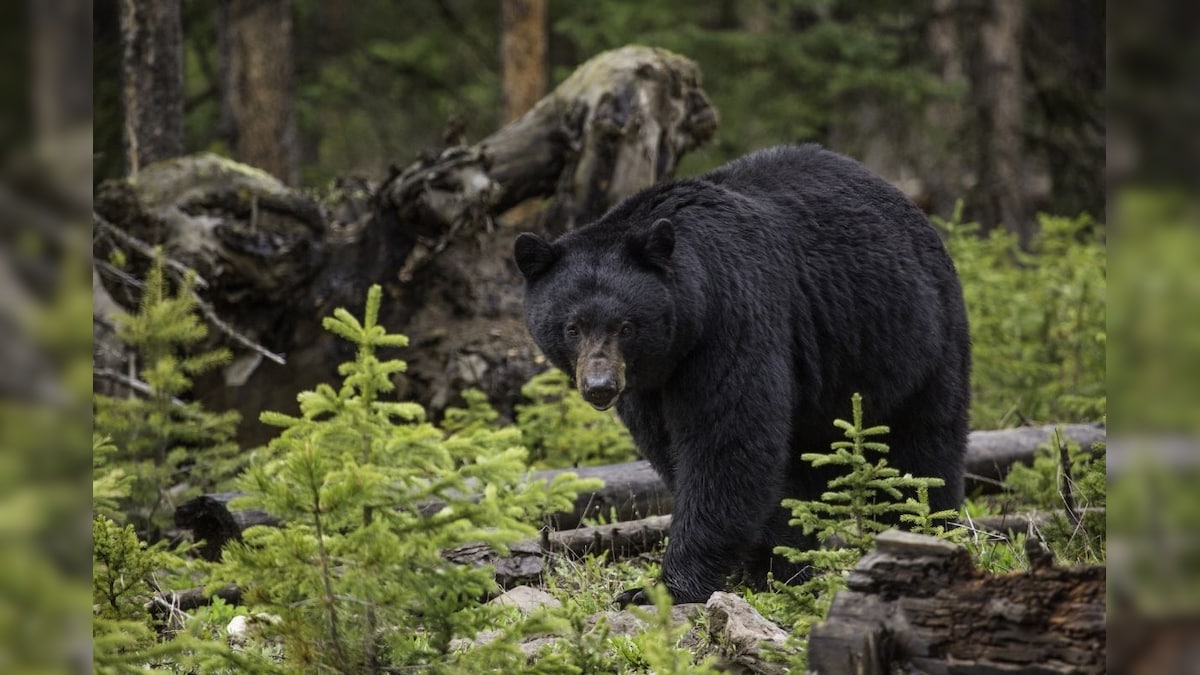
[581,375,619,410]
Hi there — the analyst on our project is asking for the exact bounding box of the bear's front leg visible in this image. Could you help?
[618,369,791,606]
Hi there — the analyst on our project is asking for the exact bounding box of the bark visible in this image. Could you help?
[158,513,674,615]
[228,0,299,185]
[173,423,1105,558]
[808,530,1105,674]
[32,0,92,140]
[968,0,1028,242]
[445,515,675,589]
[175,459,673,561]
[119,0,184,174]
[94,46,717,446]
[921,0,969,218]
[501,0,548,124]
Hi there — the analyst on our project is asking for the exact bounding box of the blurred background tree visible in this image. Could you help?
[94,0,1103,238]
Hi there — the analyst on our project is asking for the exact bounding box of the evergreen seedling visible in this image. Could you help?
[772,393,957,638]
[94,253,242,541]
[221,285,600,672]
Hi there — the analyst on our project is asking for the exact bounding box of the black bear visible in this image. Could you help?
[514,145,970,605]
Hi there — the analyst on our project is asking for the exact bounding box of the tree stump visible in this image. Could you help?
[807,530,1105,674]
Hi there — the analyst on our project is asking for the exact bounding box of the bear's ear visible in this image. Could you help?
[514,232,559,281]
[630,218,675,272]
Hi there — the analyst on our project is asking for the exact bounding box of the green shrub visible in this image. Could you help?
[93,254,242,540]
[92,516,264,674]
[516,369,637,468]
[939,208,1106,427]
[751,394,961,669]
[1001,433,1106,564]
[218,285,601,672]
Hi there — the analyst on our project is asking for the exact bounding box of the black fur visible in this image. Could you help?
[515,145,971,604]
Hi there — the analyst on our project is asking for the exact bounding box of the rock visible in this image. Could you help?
[703,592,794,675]
[490,585,561,614]
[588,603,705,638]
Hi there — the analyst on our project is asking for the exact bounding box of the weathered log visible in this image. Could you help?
[176,460,672,561]
[807,530,1105,674]
[150,584,243,617]
[968,507,1104,536]
[155,507,1099,616]
[444,515,674,589]
[175,423,1104,558]
[173,492,280,561]
[156,514,674,614]
[94,46,717,447]
[963,423,1105,488]
[377,45,717,241]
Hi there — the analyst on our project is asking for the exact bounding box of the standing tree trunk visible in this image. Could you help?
[33,0,93,141]
[921,0,969,219]
[119,0,184,175]
[969,0,1028,243]
[228,0,299,185]
[500,0,547,124]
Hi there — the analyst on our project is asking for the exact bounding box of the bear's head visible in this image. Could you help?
[514,218,680,410]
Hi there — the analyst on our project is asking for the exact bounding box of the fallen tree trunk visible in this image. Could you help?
[94,46,717,447]
[807,529,1105,674]
[160,503,1101,614]
[176,459,671,561]
[157,514,675,613]
[449,506,1099,589]
[176,423,1104,559]
[445,515,675,589]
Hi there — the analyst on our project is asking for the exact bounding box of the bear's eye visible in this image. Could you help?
[565,323,580,339]
[618,323,634,338]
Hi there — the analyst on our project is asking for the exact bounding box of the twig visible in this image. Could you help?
[95,259,144,289]
[93,212,209,289]
[194,295,286,365]
[94,212,286,365]
[1055,429,1083,528]
[93,367,186,406]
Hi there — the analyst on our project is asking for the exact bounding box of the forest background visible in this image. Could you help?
[4,0,1200,671]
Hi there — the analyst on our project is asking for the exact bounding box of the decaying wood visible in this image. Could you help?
[176,460,672,561]
[377,45,716,239]
[174,492,279,561]
[157,505,1099,616]
[444,515,674,589]
[807,529,1105,674]
[960,423,1105,489]
[149,584,243,618]
[94,45,717,447]
[174,423,1104,558]
[156,514,673,614]
[547,513,673,559]
[967,507,1104,536]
